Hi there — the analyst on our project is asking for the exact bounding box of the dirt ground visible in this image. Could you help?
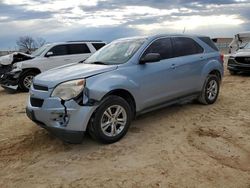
[0,65,250,187]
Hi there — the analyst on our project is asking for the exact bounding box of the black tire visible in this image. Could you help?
[88,95,132,144]
[19,71,38,92]
[229,70,237,75]
[198,75,220,105]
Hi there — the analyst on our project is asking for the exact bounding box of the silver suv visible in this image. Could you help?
[26,34,224,144]
[0,41,106,91]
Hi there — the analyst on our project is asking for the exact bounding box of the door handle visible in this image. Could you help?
[171,64,176,69]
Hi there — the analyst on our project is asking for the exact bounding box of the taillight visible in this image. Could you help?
[220,53,224,63]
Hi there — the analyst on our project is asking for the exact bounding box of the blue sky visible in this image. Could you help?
[0,0,250,50]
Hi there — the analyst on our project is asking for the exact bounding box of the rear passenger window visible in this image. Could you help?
[143,38,173,60]
[172,37,203,57]
[68,44,91,54]
[49,45,68,56]
[92,43,106,50]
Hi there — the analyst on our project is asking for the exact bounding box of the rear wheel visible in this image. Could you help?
[88,95,132,144]
[19,71,38,91]
[198,75,220,105]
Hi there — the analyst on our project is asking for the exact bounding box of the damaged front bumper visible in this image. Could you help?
[0,69,21,91]
[26,86,97,143]
[227,57,250,73]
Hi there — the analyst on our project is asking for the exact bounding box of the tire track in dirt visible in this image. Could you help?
[188,127,250,172]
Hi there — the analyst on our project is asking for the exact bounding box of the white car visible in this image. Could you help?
[229,31,250,54]
[0,41,106,91]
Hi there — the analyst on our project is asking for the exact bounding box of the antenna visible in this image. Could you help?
[182,27,186,34]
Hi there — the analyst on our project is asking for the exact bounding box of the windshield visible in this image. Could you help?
[85,39,146,65]
[31,44,51,57]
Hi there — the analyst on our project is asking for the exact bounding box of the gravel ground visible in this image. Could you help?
[0,65,250,187]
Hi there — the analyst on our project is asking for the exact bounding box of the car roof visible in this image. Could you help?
[114,34,210,42]
[46,41,106,46]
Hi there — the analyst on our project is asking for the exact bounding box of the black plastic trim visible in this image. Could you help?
[33,84,48,91]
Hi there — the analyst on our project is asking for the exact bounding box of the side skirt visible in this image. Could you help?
[136,92,200,117]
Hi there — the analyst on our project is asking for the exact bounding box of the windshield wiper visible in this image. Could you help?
[89,61,108,65]
[79,60,85,63]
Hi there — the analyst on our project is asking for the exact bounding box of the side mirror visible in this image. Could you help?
[46,51,53,57]
[140,53,161,64]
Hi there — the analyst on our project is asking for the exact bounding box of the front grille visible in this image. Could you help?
[30,98,44,107]
[33,84,48,91]
[235,57,250,64]
[228,58,236,65]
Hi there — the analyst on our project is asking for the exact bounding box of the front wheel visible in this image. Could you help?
[88,95,132,144]
[198,75,220,105]
[19,71,38,92]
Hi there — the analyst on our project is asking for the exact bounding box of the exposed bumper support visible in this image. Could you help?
[0,70,21,91]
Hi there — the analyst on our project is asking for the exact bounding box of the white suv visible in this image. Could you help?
[0,41,106,91]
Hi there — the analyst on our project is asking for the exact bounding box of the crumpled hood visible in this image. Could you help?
[0,52,31,65]
[34,63,118,88]
[0,54,14,65]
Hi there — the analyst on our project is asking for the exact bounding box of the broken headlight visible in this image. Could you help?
[51,79,86,101]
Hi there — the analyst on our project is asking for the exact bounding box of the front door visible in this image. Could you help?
[134,38,182,110]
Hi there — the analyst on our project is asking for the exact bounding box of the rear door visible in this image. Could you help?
[170,37,205,95]
[67,43,92,63]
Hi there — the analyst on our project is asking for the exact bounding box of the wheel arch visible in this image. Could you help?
[208,69,222,81]
[18,68,42,91]
[201,59,224,82]
[21,68,41,75]
[101,89,137,118]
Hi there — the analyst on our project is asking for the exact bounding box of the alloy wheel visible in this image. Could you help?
[23,75,34,89]
[100,105,127,137]
[206,80,218,101]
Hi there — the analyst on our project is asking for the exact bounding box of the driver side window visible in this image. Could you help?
[143,38,173,60]
[47,45,68,57]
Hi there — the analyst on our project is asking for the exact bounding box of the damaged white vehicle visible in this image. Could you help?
[229,31,250,53]
[0,41,106,91]
[228,31,250,75]
[0,52,32,76]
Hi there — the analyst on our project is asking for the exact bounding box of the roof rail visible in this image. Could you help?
[67,40,103,43]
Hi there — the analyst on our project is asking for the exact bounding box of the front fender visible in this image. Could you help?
[86,72,140,107]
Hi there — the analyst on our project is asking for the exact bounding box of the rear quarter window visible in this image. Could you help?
[199,37,219,51]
